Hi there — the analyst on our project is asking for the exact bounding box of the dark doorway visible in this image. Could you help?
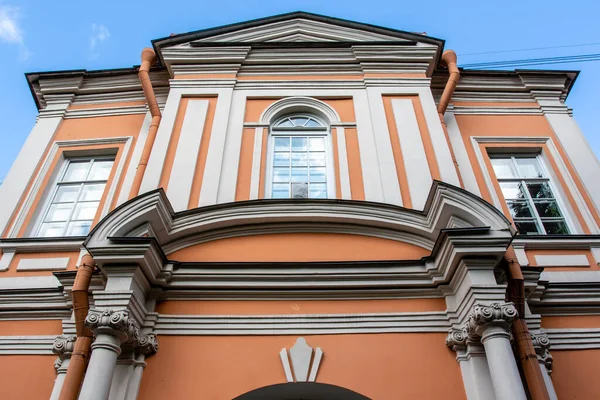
[233,382,371,400]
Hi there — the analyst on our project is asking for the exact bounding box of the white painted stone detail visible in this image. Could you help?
[16,257,70,271]
[249,127,263,200]
[0,251,15,272]
[335,127,352,199]
[167,99,209,211]
[534,254,589,267]
[444,111,480,196]
[280,337,324,383]
[392,98,431,209]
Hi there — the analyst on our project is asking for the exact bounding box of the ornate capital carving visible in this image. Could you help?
[85,309,139,343]
[465,302,518,339]
[531,333,553,373]
[446,329,467,351]
[137,333,159,356]
[52,335,76,358]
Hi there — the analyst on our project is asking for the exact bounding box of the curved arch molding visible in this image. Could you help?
[85,181,514,288]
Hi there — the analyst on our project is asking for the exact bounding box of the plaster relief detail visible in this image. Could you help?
[465,302,518,340]
[280,337,323,383]
[531,333,553,373]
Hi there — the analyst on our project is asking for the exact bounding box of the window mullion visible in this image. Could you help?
[62,182,86,236]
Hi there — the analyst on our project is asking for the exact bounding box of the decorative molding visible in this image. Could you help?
[0,237,84,253]
[545,328,600,350]
[531,333,553,373]
[16,257,70,271]
[280,337,323,383]
[86,309,139,343]
[52,334,76,359]
[259,96,341,125]
[155,311,450,335]
[465,303,518,340]
[0,335,56,354]
[136,333,159,356]
[534,254,590,267]
[446,329,468,351]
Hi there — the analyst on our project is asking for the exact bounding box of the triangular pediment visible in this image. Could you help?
[153,12,442,48]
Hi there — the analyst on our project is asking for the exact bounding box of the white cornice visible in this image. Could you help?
[0,335,56,355]
[545,328,600,350]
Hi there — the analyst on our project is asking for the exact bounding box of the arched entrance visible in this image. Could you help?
[233,382,371,400]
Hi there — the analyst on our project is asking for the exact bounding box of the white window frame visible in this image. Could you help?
[265,114,336,199]
[491,153,573,235]
[32,156,115,237]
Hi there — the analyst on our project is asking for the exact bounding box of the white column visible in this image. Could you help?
[79,333,122,400]
[532,333,558,400]
[49,358,69,400]
[124,354,147,400]
[480,325,526,400]
[540,366,558,400]
[447,331,496,400]
[465,303,526,400]
[79,310,138,400]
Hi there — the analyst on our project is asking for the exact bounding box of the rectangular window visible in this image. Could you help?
[490,155,569,235]
[35,157,114,237]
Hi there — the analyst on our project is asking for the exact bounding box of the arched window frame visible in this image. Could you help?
[266,113,336,199]
[261,97,341,200]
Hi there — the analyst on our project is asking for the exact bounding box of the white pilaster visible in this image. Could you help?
[198,88,234,206]
[49,358,69,400]
[217,90,247,204]
[116,111,152,206]
[249,127,264,200]
[353,90,384,202]
[418,88,460,186]
[444,110,480,196]
[366,87,402,205]
[391,98,431,209]
[335,127,352,200]
[0,94,72,235]
[166,99,209,211]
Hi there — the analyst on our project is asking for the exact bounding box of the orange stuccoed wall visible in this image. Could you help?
[138,333,466,400]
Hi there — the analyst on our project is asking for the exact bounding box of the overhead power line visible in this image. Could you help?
[460,53,600,69]
[460,42,600,57]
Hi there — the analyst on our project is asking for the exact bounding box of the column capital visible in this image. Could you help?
[465,302,518,340]
[86,309,140,344]
[531,333,553,373]
[446,329,468,351]
[137,333,159,356]
[52,334,76,358]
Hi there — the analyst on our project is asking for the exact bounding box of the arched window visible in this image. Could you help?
[267,114,333,199]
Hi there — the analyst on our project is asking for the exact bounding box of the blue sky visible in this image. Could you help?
[0,0,599,182]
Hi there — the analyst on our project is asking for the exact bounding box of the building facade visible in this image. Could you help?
[1,12,599,399]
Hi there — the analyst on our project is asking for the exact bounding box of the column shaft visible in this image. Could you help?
[79,334,122,400]
[481,325,527,400]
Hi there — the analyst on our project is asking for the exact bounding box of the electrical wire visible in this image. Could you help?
[460,42,600,57]
[460,53,600,69]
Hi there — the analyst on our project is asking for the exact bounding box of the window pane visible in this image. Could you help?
[274,152,290,167]
[515,158,544,179]
[309,137,325,151]
[274,137,290,151]
[291,182,308,198]
[534,201,563,218]
[309,183,327,199]
[80,184,105,201]
[66,221,92,236]
[305,118,322,127]
[54,185,81,203]
[514,220,542,235]
[507,201,534,218]
[309,167,327,183]
[273,167,290,182]
[72,202,100,221]
[542,220,569,234]
[38,222,66,237]
[309,152,326,166]
[277,119,294,128]
[292,117,309,127]
[291,167,308,182]
[272,183,290,199]
[291,152,308,166]
[88,160,113,181]
[62,161,90,182]
[491,158,517,179]
[527,182,554,199]
[45,203,73,222]
[499,182,526,200]
[292,137,307,152]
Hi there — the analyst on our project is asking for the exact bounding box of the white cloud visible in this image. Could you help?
[0,5,22,43]
[0,5,31,60]
[89,23,110,59]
